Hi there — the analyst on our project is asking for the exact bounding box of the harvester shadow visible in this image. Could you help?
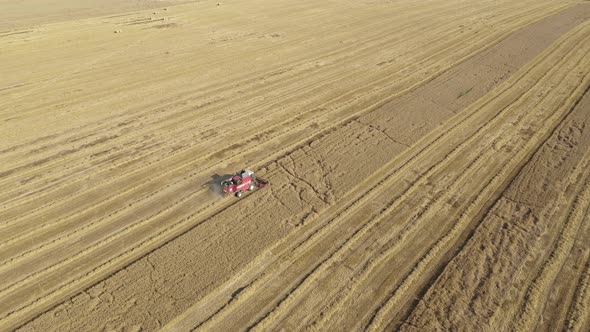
[209,173,234,198]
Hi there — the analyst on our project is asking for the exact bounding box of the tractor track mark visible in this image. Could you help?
[539,188,590,332]
[310,141,510,330]
[165,98,489,330]
[566,256,590,332]
[490,73,590,332]
[250,142,493,331]
[250,89,533,328]
[390,32,590,332]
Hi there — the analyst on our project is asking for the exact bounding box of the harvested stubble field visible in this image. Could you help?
[1,0,590,330]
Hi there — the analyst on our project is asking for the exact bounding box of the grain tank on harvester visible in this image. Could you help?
[221,169,269,197]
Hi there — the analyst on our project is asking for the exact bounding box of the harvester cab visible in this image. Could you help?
[221,169,269,197]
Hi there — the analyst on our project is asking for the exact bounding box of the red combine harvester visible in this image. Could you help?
[221,169,269,197]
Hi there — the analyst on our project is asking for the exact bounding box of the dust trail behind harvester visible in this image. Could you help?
[208,173,233,198]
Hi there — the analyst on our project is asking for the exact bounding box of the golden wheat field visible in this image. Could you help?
[1,0,590,330]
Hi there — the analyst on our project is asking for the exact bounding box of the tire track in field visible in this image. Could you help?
[566,256,590,332]
[541,212,590,331]
[249,137,499,331]
[405,94,590,332]
[370,25,589,330]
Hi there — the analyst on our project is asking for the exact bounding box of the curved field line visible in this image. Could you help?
[313,24,590,332]
[199,20,590,330]
[249,137,499,331]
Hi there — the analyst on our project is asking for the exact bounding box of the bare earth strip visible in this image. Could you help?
[4,1,589,331]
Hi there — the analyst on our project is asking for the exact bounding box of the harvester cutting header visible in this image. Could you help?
[221,169,269,197]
